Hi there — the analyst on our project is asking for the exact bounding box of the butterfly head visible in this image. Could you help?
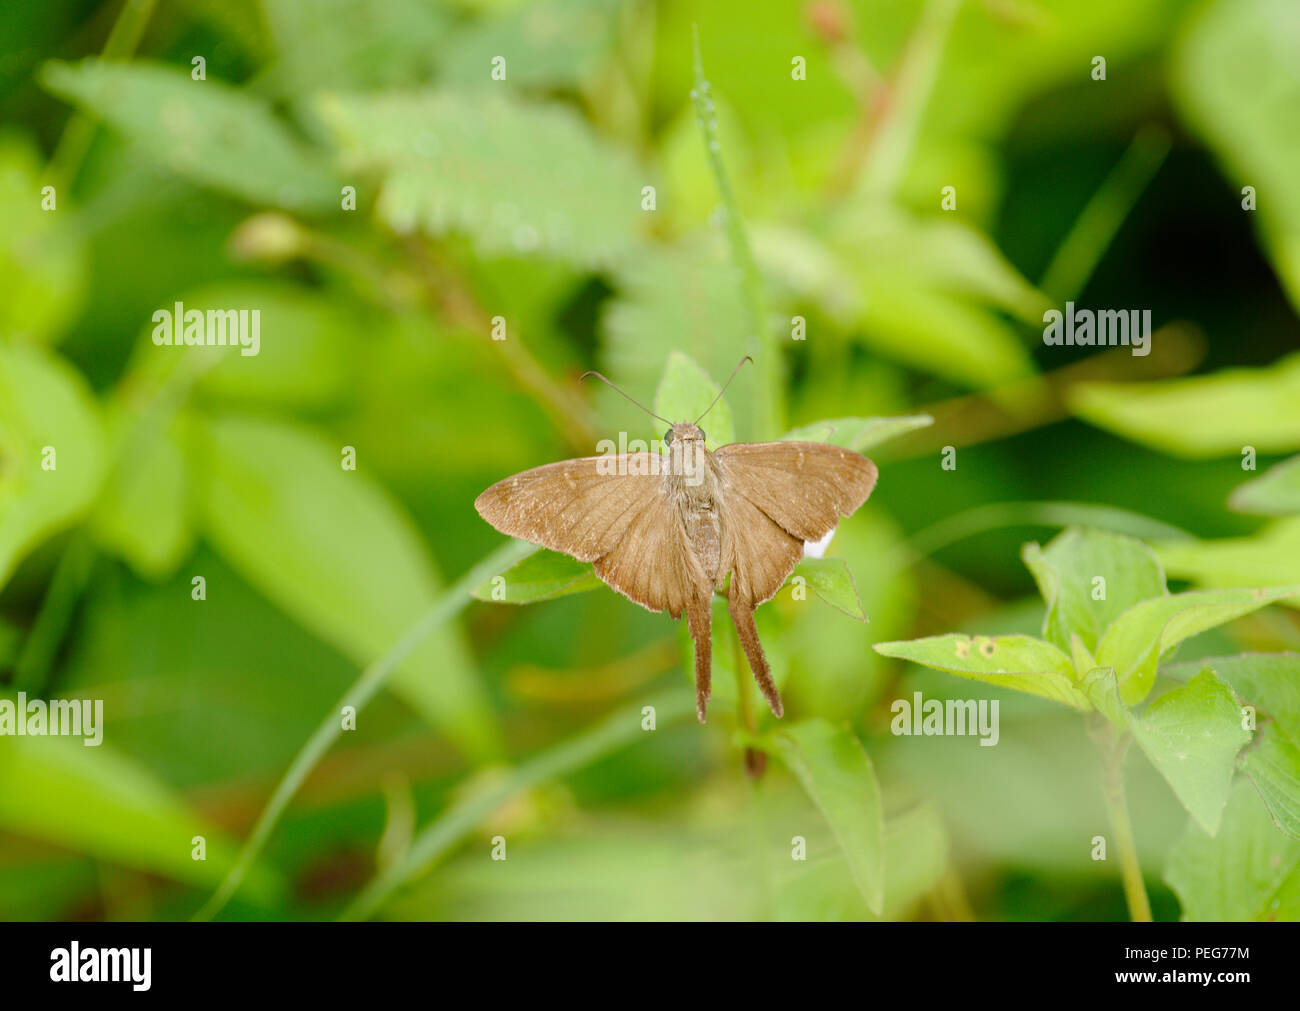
[665,422,706,446]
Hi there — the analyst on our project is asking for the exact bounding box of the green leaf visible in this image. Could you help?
[192,413,502,761]
[315,90,646,268]
[1079,667,1127,726]
[1166,652,1300,837]
[91,409,193,580]
[1172,0,1300,315]
[1128,668,1252,835]
[789,557,865,620]
[751,719,884,915]
[0,134,85,344]
[1083,666,1251,835]
[773,803,949,921]
[1021,527,1167,654]
[0,343,106,590]
[1166,779,1300,921]
[780,414,933,453]
[41,60,340,212]
[1070,635,1099,680]
[1097,586,1300,704]
[438,0,618,90]
[854,283,1037,390]
[1167,652,1300,747]
[873,634,1090,710]
[470,547,601,604]
[1069,352,1300,457]
[1156,518,1300,596]
[1230,454,1300,516]
[181,282,355,409]
[751,226,864,327]
[652,351,735,450]
[831,205,1052,324]
[0,729,278,900]
[1240,729,1300,839]
[262,0,450,92]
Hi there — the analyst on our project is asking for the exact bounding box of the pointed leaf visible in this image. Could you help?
[1166,652,1300,837]
[1166,780,1300,921]
[873,634,1090,710]
[1021,527,1166,653]
[652,351,734,450]
[0,343,106,590]
[0,729,279,900]
[1069,352,1300,457]
[790,557,865,621]
[1097,586,1300,704]
[193,413,502,761]
[1156,518,1300,594]
[1239,728,1300,839]
[471,548,600,604]
[315,90,646,268]
[1127,668,1252,835]
[751,719,884,915]
[780,415,933,453]
[1230,454,1300,516]
[41,60,340,212]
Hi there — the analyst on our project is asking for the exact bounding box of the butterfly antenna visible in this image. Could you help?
[580,371,674,426]
[694,355,753,424]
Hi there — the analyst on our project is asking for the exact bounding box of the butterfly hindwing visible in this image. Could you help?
[719,490,804,607]
[592,498,710,619]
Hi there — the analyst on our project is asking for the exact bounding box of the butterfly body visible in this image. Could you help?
[475,419,877,723]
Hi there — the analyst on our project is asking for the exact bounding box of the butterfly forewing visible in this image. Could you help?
[473,454,660,562]
[714,441,878,542]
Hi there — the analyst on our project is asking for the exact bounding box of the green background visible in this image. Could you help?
[1,0,1298,921]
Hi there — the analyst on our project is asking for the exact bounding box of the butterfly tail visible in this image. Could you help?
[686,596,712,723]
[727,596,784,718]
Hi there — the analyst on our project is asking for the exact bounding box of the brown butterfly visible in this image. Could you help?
[474,359,877,723]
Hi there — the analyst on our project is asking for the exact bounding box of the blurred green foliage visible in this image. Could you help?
[1,0,1298,922]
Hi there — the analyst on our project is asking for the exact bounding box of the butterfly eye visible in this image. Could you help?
[664,427,673,444]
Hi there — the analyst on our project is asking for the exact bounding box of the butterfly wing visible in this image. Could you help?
[718,491,804,607]
[474,454,662,563]
[713,441,877,719]
[715,441,877,543]
[716,492,802,718]
[476,453,716,720]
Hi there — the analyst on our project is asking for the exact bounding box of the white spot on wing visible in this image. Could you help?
[803,527,837,558]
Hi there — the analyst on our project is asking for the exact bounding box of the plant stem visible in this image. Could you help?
[1098,728,1153,922]
[690,26,783,438]
[1040,126,1171,303]
[13,532,96,694]
[50,0,159,186]
[856,0,961,202]
[340,688,696,920]
[192,537,534,921]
